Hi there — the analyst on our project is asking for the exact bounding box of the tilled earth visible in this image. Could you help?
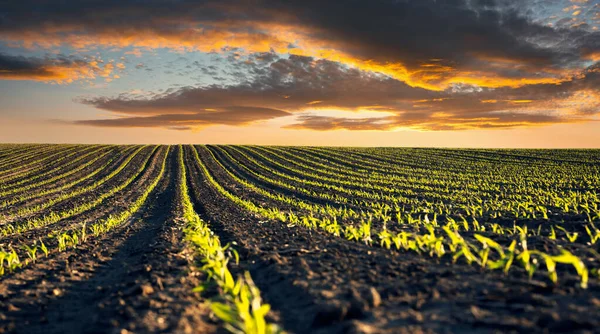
[0,146,598,333]
[187,146,600,333]
[0,149,214,334]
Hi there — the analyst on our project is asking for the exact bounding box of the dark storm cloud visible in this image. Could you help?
[3,0,599,130]
[0,53,51,75]
[0,53,97,81]
[1,0,599,89]
[273,0,586,67]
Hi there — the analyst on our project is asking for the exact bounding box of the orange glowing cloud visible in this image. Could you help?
[0,25,291,55]
[0,53,119,84]
[75,55,600,132]
[584,51,600,62]
[0,17,583,91]
[1,0,597,115]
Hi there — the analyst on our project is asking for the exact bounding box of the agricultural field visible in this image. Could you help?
[1,144,600,333]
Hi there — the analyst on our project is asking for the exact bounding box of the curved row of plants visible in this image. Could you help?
[230,146,599,237]
[0,146,157,236]
[0,145,85,183]
[0,145,117,197]
[0,146,138,211]
[193,145,595,289]
[178,146,280,334]
[0,147,170,277]
[0,144,60,173]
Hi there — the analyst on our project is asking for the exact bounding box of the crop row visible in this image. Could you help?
[191,145,597,289]
[0,144,63,173]
[178,146,279,334]
[0,146,157,236]
[0,145,87,184]
[0,146,138,211]
[0,146,169,276]
[221,146,599,239]
[0,145,116,197]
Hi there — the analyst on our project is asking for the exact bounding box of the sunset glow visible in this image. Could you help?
[1,0,599,146]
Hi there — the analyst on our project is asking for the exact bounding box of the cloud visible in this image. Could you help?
[3,0,598,131]
[74,106,289,129]
[77,55,600,131]
[1,0,599,90]
[285,112,576,131]
[0,53,116,83]
[79,54,432,114]
[285,115,397,131]
[77,55,423,129]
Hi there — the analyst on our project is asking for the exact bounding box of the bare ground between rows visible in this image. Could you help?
[208,147,599,258]
[263,146,427,181]
[213,145,600,291]
[0,146,157,228]
[214,146,471,222]
[0,146,109,194]
[186,145,600,333]
[232,146,467,209]
[0,162,163,250]
[0,148,215,334]
[242,146,597,215]
[0,146,131,211]
[0,146,44,162]
[212,146,362,210]
[0,146,86,184]
[0,146,67,177]
[214,146,594,233]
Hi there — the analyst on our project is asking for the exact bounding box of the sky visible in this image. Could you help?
[0,0,599,147]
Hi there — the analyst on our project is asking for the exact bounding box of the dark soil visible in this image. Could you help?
[0,148,215,334]
[0,146,136,215]
[186,145,600,333]
[0,146,156,226]
[212,145,357,209]
[0,146,110,194]
[0,146,86,182]
[1,145,599,334]
[210,145,599,260]
[0,147,165,250]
